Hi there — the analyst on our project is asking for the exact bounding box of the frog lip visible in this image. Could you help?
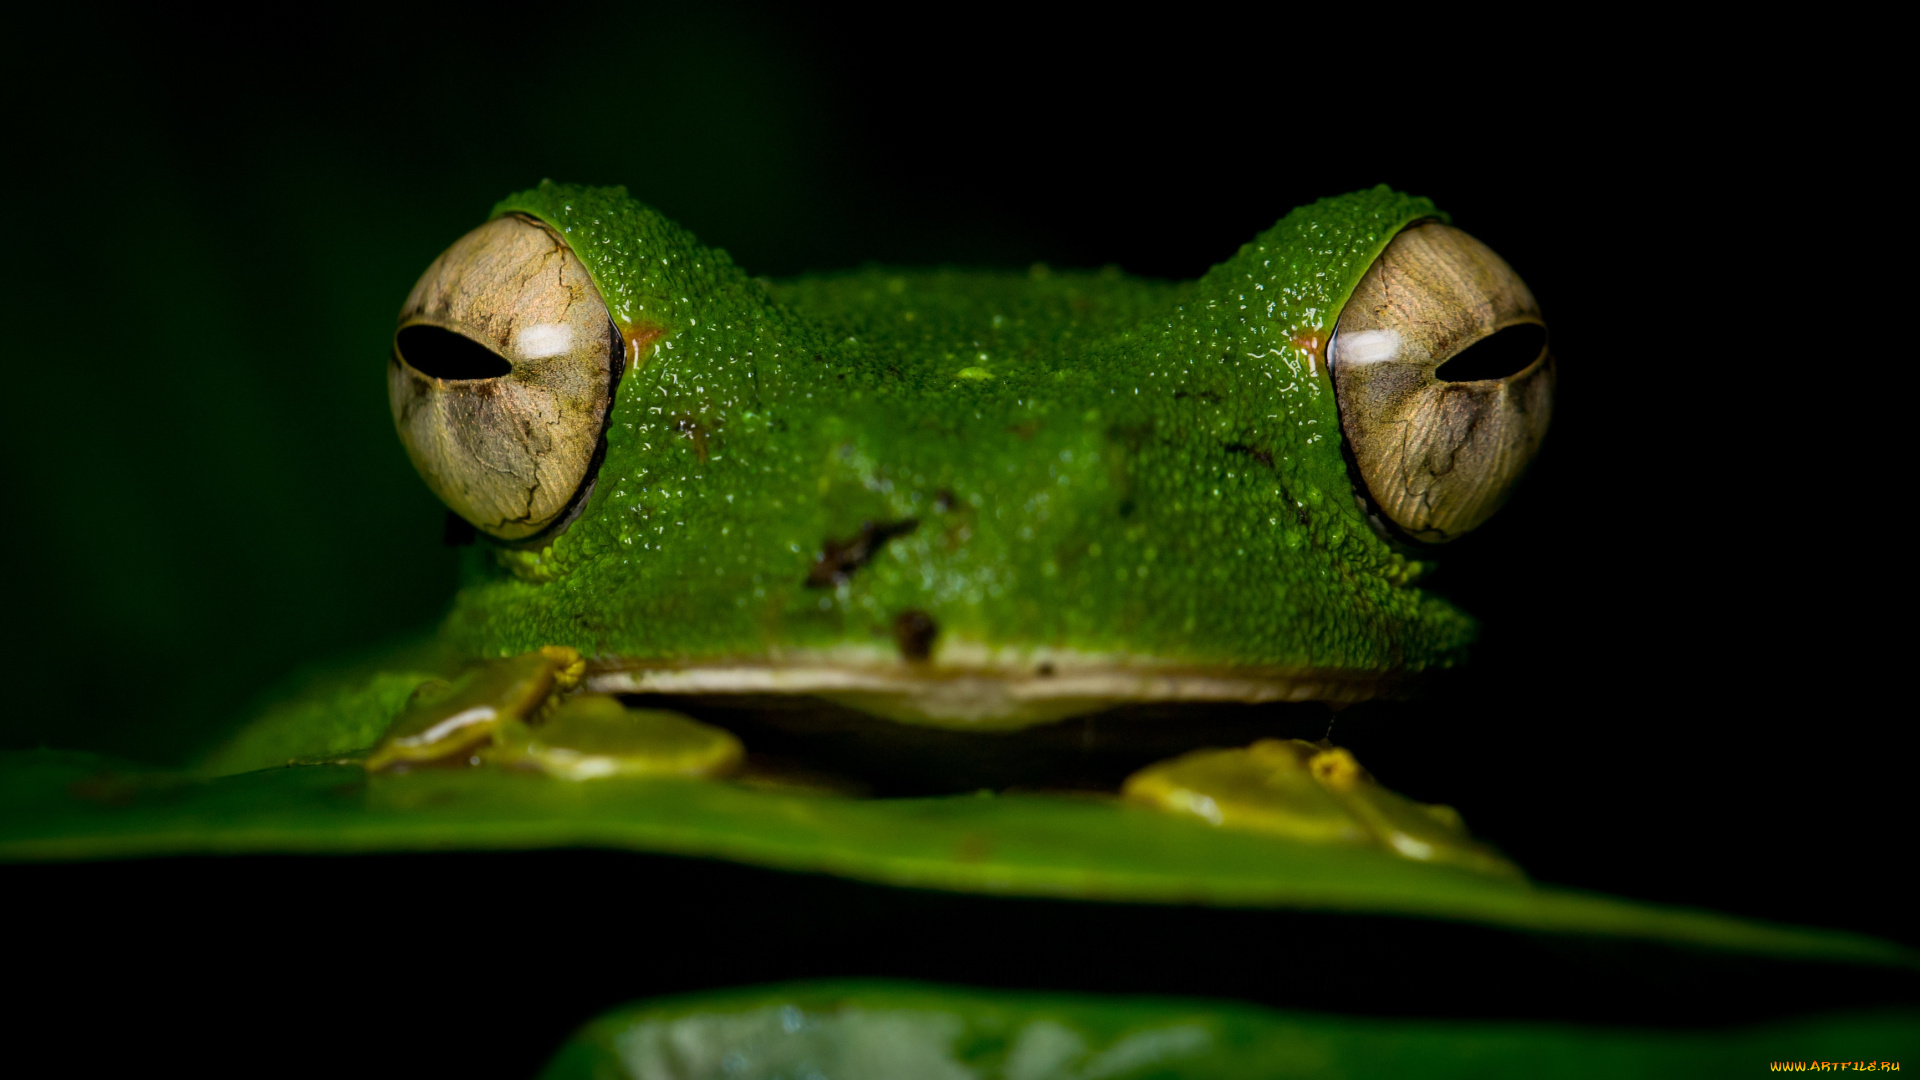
[583,651,1386,731]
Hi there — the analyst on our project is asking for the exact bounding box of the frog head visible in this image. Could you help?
[388,183,1552,729]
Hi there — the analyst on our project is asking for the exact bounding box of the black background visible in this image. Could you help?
[2,8,1902,1074]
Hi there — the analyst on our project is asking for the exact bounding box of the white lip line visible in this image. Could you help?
[586,665,1377,700]
[582,660,1386,727]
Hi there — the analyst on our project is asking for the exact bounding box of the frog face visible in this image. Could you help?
[389,183,1552,728]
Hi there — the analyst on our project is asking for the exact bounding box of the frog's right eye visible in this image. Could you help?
[1329,223,1555,543]
[389,214,623,541]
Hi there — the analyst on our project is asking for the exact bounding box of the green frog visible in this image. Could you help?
[208,181,1553,875]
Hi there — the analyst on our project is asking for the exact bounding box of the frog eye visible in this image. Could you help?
[1328,222,1554,543]
[389,214,622,541]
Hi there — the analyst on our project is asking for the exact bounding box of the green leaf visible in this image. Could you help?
[3,749,1911,970]
[540,979,1920,1080]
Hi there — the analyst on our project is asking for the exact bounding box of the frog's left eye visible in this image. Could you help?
[1329,223,1555,543]
[389,214,622,541]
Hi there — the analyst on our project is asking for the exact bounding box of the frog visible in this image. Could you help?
[204,180,1554,877]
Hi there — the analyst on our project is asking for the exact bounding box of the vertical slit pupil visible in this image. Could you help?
[396,325,512,380]
[1435,324,1547,383]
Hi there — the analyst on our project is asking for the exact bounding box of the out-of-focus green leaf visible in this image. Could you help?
[540,980,1919,1080]
[2,749,1912,970]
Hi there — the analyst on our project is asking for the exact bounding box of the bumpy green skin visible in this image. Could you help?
[446,183,1472,677]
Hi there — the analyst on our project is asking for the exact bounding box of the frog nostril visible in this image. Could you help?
[395,325,512,381]
[1435,323,1547,383]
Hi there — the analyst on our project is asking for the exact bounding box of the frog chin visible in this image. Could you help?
[582,644,1386,731]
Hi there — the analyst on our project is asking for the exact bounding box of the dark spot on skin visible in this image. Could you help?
[893,610,938,662]
[807,519,920,587]
[443,512,477,547]
[1223,442,1275,470]
[1007,419,1041,440]
[1117,498,1136,518]
[933,489,956,513]
[1036,662,1055,677]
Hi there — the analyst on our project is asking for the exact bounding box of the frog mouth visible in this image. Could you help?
[583,648,1387,731]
